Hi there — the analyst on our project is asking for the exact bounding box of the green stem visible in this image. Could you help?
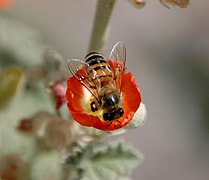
[88,0,116,53]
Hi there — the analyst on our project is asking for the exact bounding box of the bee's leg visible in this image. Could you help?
[90,101,98,112]
[116,120,122,124]
[106,121,112,128]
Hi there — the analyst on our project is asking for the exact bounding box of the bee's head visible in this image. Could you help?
[103,108,124,121]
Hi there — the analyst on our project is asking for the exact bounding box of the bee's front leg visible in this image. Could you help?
[90,101,98,112]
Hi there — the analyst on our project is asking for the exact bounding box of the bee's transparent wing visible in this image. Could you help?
[67,59,100,101]
[109,41,126,71]
[108,42,126,92]
[68,59,87,78]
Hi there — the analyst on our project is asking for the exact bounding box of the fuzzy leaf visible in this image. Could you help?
[82,144,142,180]
[0,66,23,108]
[0,16,48,67]
[30,151,61,180]
[65,142,143,180]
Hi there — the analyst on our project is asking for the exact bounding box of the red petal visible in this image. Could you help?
[121,72,141,114]
[66,76,84,112]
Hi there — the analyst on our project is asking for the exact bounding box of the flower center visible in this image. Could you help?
[81,87,104,121]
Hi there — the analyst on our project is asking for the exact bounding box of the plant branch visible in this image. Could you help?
[88,0,116,53]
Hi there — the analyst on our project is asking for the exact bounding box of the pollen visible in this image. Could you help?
[81,87,104,120]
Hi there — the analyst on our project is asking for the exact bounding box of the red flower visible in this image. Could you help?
[0,0,13,9]
[66,60,141,131]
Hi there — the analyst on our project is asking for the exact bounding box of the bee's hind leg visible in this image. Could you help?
[106,121,112,128]
[90,101,98,112]
[116,120,122,124]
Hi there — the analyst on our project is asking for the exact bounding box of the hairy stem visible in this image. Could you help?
[88,0,116,53]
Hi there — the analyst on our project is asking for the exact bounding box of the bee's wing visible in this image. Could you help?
[108,42,126,92]
[67,59,100,102]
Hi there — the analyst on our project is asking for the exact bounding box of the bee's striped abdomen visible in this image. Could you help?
[85,52,114,88]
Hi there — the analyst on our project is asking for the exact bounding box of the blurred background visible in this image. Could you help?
[0,0,209,179]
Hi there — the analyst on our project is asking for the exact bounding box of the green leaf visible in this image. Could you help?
[30,151,61,180]
[0,66,23,108]
[65,142,143,180]
[0,16,48,67]
[82,144,142,180]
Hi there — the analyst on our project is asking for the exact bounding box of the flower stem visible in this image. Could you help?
[88,0,116,53]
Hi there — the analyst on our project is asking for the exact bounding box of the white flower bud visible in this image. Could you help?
[125,103,147,129]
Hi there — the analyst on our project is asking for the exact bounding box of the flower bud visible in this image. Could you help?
[0,155,25,180]
[44,119,71,150]
[47,79,67,109]
[159,0,190,8]
[129,0,146,8]
[125,103,147,129]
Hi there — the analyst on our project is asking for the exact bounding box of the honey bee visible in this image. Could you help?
[68,42,126,127]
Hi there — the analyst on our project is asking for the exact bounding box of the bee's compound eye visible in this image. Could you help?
[117,108,124,116]
[103,113,114,121]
